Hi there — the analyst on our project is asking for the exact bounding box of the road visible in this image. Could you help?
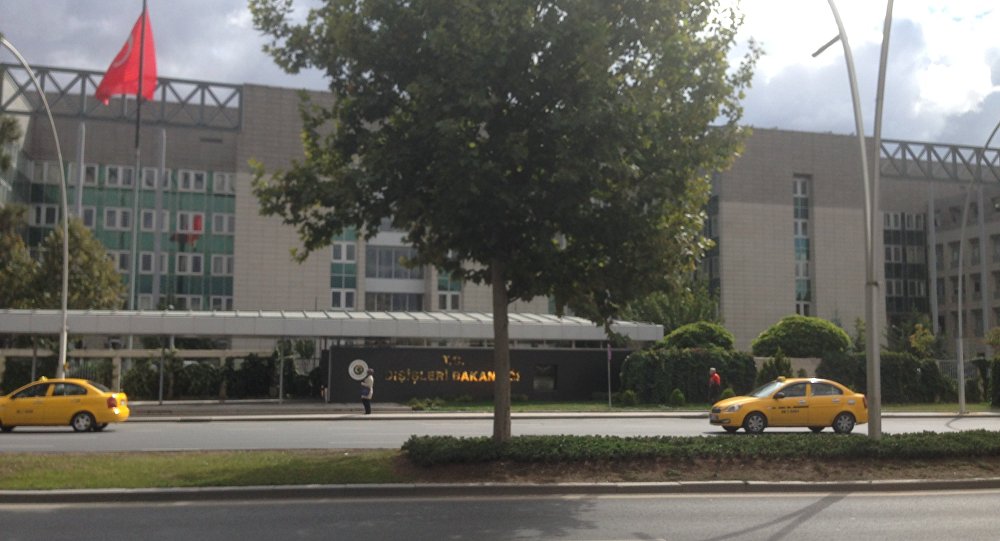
[1,414,998,452]
[2,489,1000,540]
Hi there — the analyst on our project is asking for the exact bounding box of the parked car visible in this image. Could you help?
[0,378,130,432]
[710,377,868,434]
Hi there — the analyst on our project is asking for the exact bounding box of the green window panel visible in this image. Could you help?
[208,277,233,296]
[333,228,358,242]
[173,276,206,295]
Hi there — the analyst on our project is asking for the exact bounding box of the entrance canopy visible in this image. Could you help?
[0,309,662,344]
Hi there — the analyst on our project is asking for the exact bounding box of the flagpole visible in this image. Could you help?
[127,0,148,314]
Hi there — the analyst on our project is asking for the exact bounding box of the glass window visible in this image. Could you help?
[780,383,807,397]
[811,383,843,396]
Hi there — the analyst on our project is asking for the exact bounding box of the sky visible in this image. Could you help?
[1,1,998,146]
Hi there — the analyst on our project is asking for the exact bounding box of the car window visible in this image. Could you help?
[811,382,844,396]
[780,383,807,397]
[13,383,51,399]
[53,383,89,397]
[749,380,784,398]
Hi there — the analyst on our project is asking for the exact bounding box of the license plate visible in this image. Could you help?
[710,413,719,421]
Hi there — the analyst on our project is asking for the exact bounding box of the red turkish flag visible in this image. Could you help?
[95,9,157,105]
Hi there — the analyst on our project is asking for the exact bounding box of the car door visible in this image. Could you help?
[48,382,90,425]
[768,382,809,426]
[807,382,845,427]
[7,383,52,426]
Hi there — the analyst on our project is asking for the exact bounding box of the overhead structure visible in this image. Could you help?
[0,309,663,344]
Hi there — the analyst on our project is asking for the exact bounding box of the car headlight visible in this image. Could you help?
[724,404,742,413]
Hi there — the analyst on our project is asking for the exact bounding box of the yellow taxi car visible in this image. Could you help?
[0,378,130,433]
[710,377,868,434]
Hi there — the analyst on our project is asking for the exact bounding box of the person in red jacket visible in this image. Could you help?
[708,367,722,403]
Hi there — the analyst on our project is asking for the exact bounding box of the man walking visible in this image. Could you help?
[360,368,375,414]
[708,367,721,404]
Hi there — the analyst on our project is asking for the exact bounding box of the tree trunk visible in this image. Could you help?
[491,261,512,443]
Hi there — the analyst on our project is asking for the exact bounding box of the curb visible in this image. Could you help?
[5,477,1000,504]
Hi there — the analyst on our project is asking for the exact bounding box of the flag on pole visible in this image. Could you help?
[95,8,157,105]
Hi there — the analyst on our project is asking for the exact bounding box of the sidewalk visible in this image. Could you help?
[127,399,1000,422]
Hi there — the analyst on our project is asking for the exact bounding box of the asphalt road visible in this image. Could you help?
[3,489,1000,540]
[1,414,999,452]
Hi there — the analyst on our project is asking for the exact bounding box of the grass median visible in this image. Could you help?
[4,430,1000,490]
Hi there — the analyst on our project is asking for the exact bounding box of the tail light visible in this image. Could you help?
[863,396,868,409]
[106,396,118,409]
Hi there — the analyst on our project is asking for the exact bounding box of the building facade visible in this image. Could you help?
[4,65,1000,359]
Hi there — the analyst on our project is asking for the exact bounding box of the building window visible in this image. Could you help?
[331,289,356,310]
[210,296,234,311]
[141,209,170,232]
[178,170,207,192]
[68,163,98,186]
[174,295,203,310]
[81,206,96,229]
[211,213,236,235]
[176,211,204,234]
[141,167,171,190]
[137,294,154,310]
[30,204,59,226]
[104,207,132,231]
[139,252,168,274]
[332,242,357,262]
[212,172,235,194]
[950,242,960,269]
[438,291,460,311]
[365,245,424,279]
[176,253,203,275]
[107,250,130,273]
[793,175,812,316]
[364,292,423,311]
[971,239,981,266]
[211,255,234,276]
[105,165,134,188]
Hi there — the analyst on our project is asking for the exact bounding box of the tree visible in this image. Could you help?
[34,219,124,310]
[250,0,758,442]
[0,205,36,310]
[659,321,734,351]
[619,275,720,334]
[751,315,852,358]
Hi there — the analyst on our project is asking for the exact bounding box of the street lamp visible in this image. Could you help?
[1,37,71,378]
[814,0,894,439]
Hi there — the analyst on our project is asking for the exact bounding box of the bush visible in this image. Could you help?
[660,321,735,351]
[720,387,735,399]
[751,315,851,358]
[1,357,58,393]
[818,351,956,403]
[618,389,639,406]
[122,359,159,400]
[965,378,982,403]
[620,348,756,405]
[402,430,1000,467]
[668,388,686,407]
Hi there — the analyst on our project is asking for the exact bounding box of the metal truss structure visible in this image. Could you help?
[880,139,1000,184]
[0,63,242,130]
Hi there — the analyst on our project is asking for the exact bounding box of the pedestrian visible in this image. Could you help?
[360,368,374,415]
[708,367,721,403]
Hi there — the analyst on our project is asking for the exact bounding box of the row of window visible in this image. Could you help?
[136,294,234,311]
[883,212,926,232]
[29,205,235,235]
[31,162,236,194]
[105,251,234,276]
[330,290,461,312]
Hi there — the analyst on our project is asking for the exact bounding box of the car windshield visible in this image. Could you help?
[748,380,785,398]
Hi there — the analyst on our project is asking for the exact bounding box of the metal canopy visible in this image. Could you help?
[0,309,663,343]
[880,139,1000,184]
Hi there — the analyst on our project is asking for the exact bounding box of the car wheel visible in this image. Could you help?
[742,412,767,434]
[71,412,95,432]
[94,423,108,432]
[723,426,739,433]
[832,412,856,434]
[809,426,824,433]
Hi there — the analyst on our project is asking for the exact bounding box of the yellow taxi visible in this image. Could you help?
[710,377,868,434]
[0,378,130,432]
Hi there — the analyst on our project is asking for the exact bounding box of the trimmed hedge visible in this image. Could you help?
[752,315,851,358]
[620,348,755,404]
[816,351,956,403]
[660,321,735,351]
[402,431,1000,466]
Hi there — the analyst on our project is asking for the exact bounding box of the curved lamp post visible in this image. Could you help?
[1,37,70,378]
[814,0,893,439]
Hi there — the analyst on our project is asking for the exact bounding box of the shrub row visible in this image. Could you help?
[620,348,755,404]
[402,431,1000,467]
[817,351,956,403]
